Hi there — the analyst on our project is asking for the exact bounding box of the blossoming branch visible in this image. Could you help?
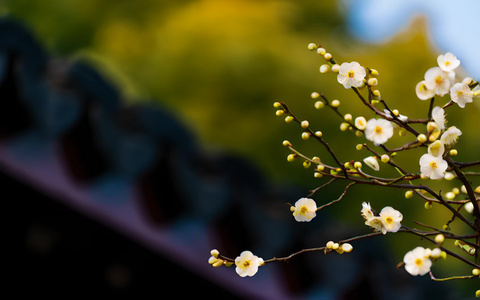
[209,43,480,297]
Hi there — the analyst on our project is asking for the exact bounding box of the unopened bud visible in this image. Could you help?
[320,64,330,73]
[314,101,325,109]
[307,43,318,50]
[380,154,390,163]
[435,234,445,245]
[405,190,414,199]
[302,132,310,140]
[331,64,340,73]
[367,78,378,86]
[301,120,309,128]
[317,47,326,55]
[417,134,427,143]
[311,92,320,99]
[331,99,340,107]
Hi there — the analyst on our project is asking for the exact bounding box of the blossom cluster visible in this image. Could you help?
[209,43,480,297]
[361,202,402,234]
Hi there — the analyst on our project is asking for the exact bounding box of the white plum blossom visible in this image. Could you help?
[361,203,402,234]
[424,67,453,96]
[337,62,366,89]
[291,197,317,222]
[403,247,432,276]
[235,251,264,277]
[415,80,436,100]
[441,126,462,146]
[437,52,460,72]
[378,206,403,234]
[364,118,394,146]
[431,106,445,131]
[450,82,474,108]
[419,153,448,180]
[363,156,380,171]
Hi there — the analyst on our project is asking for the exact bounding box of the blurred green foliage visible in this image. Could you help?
[3,1,479,292]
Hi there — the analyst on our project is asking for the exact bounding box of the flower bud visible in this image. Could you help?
[417,134,427,143]
[307,43,318,50]
[287,154,296,162]
[431,248,442,258]
[326,241,335,249]
[473,268,480,276]
[212,259,224,267]
[354,161,362,169]
[425,201,432,209]
[303,160,311,168]
[370,69,379,76]
[356,144,363,151]
[367,78,378,86]
[314,172,323,178]
[283,140,292,147]
[449,149,458,156]
[444,172,455,180]
[405,190,414,199]
[285,116,294,123]
[344,113,352,122]
[331,64,340,73]
[380,154,389,163]
[315,131,323,137]
[276,109,284,116]
[273,102,282,108]
[341,243,353,253]
[320,64,330,73]
[435,234,445,245]
[314,101,325,109]
[301,120,309,128]
[324,53,332,60]
[317,47,326,55]
[445,192,455,200]
[210,249,220,258]
[363,156,379,171]
[302,132,310,140]
[331,99,340,107]
[465,202,474,214]
[340,122,349,131]
[311,92,320,99]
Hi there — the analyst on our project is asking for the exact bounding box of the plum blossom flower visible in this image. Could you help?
[403,247,432,276]
[419,153,448,180]
[424,67,453,96]
[235,251,264,277]
[415,80,435,100]
[291,198,317,222]
[437,52,460,72]
[378,206,403,234]
[364,118,394,145]
[450,82,474,108]
[441,126,462,146]
[361,203,402,234]
[431,106,445,131]
[337,62,366,89]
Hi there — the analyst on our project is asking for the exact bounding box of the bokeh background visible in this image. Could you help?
[3,0,479,298]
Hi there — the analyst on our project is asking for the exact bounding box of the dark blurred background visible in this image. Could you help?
[2,0,479,298]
